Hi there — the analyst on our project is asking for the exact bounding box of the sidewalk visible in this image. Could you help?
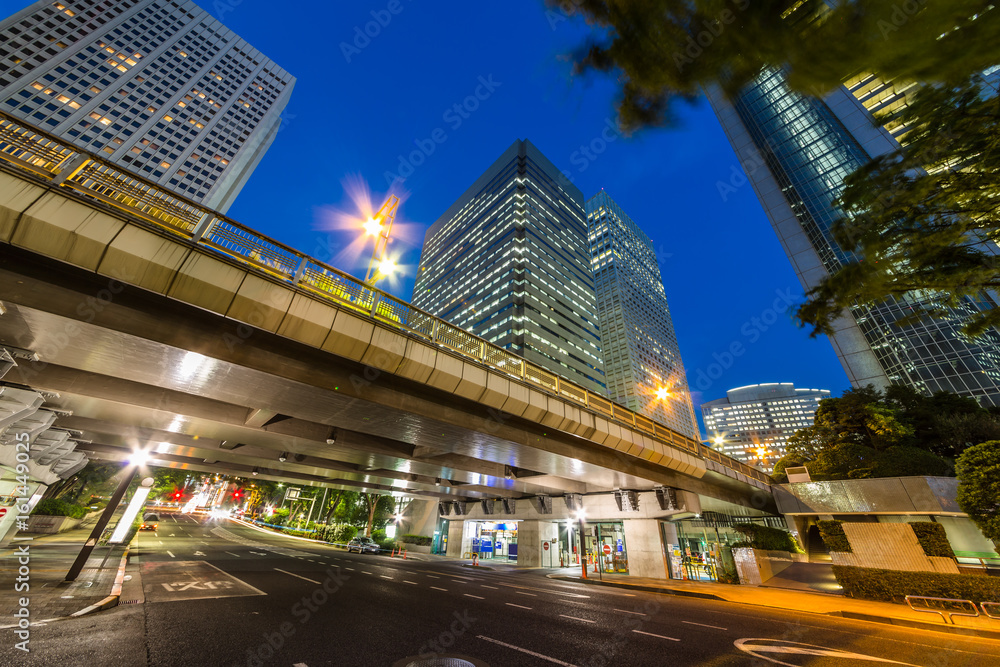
[547,570,1000,640]
[0,518,131,625]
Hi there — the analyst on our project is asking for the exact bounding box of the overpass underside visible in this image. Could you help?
[0,113,775,523]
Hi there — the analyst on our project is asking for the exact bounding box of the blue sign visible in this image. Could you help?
[616,539,624,553]
[480,539,493,553]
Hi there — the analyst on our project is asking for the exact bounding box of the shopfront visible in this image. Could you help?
[558,520,629,575]
[661,514,785,582]
[470,521,519,562]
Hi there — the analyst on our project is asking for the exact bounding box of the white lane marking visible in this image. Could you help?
[452,580,468,584]
[157,540,163,545]
[274,568,320,585]
[430,586,448,592]
[614,609,646,616]
[506,603,532,610]
[683,621,726,630]
[166,551,175,558]
[293,663,308,667]
[734,639,917,665]
[362,571,373,575]
[380,575,393,580]
[427,574,440,578]
[345,568,355,571]
[193,551,207,556]
[481,585,498,589]
[633,630,679,642]
[404,580,418,585]
[517,591,536,597]
[464,594,485,600]
[224,551,241,558]
[559,614,595,624]
[477,636,578,667]
[169,515,177,522]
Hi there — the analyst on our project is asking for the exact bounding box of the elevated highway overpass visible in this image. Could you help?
[0,112,776,555]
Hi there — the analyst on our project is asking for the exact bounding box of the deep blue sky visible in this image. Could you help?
[18,0,854,429]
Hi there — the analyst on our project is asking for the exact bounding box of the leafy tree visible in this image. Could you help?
[955,441,1000,553]
[45,462,122,504]
[795,77,1000,339]
[774,385,959,481]
[359,493,394,537]
[549,0,1000,130]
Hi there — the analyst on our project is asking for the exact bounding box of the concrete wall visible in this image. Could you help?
[830,523,959,574]
[623,518,667,579]
[733,548,794,585]
[446,519,466,558]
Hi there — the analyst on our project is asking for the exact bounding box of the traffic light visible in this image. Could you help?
[233,489,243,501]
[172,490,182,500]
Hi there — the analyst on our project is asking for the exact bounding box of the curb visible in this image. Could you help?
[462,563,495,570]
[548,575,1000,639]
[68,541,132,618]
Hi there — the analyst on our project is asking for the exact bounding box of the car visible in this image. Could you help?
[347,537,380,554]
[140,513,159,531]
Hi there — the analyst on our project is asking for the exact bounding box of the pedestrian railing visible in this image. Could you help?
[904,595,982,624]
[982,601,1000,620]
[0,110,773,489]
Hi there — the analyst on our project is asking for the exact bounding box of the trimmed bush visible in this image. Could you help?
[833,565,1000,604]
[732,523,803,553]
[328,524,358,544]
[401,534,433,546]
[817,520,852,553]
[32,499,88,519]
[911,522,955,559]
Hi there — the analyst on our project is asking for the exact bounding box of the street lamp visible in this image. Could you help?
[66,448,149,581]
[363,195,400,285]
[655,387,669,401]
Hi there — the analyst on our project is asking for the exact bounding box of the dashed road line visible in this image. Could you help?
[517,591,536,597]
[380,575,393,580]
[506,603,532,610]
[682,621,727,631]
[166,551,175,558]
[224,551,240,558]
[481,585,498,589]
[430,586,448,592]
[464,594,485,600]
[477,636,577,667]
[275,568,320,585]
[559,615,595,624]
[404,580,418,585]
[633,629,680,642]
[614,609,646,616]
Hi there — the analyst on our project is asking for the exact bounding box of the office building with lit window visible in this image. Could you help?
[0,0,294,213]
[586,190,698,440]
[412,139,606,394]
[702,383,830,473]
[708,69,1000,407]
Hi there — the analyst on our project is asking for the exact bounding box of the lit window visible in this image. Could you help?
[147,106,156,113]
[130,147,142,154]
[160,161,171,168]
[31,82,43,90]
[177,100,186,107]
[178,50,188,57]
[89,86,101,94]
[68,100,80,109]
[163,114,173,122]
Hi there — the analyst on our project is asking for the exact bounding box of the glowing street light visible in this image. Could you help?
[377,258,397,276]
[363,195,400,285]
[713,434,726,447]
[655,387,669,401]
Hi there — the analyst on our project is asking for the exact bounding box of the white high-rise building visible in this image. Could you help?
[586,190,698,440]
[702,383,830,473]
[413,139,607,394]
[0,0,294,213]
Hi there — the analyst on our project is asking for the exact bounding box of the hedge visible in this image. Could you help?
[911,522,956,559]
[833,565,1000,604]
[32,499,88,519]
[732,523,803,553]
[817,520,852,553]
[400,534,432,546]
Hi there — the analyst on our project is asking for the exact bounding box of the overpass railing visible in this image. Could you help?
[0,111,772,489]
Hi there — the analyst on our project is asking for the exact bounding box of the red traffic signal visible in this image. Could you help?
[172,491,182,500]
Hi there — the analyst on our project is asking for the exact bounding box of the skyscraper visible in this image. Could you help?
[412,139,606,394]
[0,0,294,213]
[586,190,698,440]
[708,69,1000,407]
[701,383,830,473]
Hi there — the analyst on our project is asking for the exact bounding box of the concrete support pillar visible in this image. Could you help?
[516,520,543,567]
[623,519,668,579]
[446,519,466,558]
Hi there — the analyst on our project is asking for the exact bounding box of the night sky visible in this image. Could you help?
[9,0,854,430]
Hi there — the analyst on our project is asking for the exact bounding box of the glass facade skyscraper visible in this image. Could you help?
[0,0,294,213]
[413,139,606,393]
[586,191,698,440]
[709,69,1000,407]
[702,383,830,473]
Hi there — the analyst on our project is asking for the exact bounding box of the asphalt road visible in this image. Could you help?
[6,511,1000,667]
